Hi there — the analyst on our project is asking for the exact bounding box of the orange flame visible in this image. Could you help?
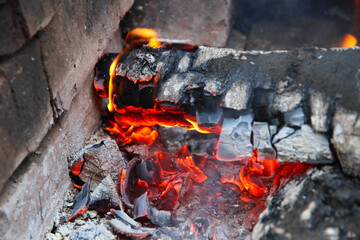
[185,117,212,134]
[337,0,359,47]
[107,54,122,112]
[339,33,358,47]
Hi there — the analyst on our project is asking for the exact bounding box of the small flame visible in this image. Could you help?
[336,0,359,47]
[185,117,212,134]
[125,28,162,49]
[339,33,358,47]
[125,28,158,44]
[148,38,162,48]
[107,54,122,112]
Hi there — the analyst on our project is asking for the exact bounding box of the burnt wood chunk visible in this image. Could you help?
[252,122,276,161]
[309,89,330,133]
[114,46,360,112]
[76,139,126,187]
[274,125,334,164]
[217,113,253,161]
[332,107,360,177]
[111,209,142,229]
[69,179,91,221]
[88,175,122,213]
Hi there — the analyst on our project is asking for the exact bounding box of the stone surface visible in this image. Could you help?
[309,89,330,133]
[274,125,334,164]
[0,0,57,56]
[79,139,126,186]
[40,0,134,116]
[0,2,27,55]
[253,165,360,240]
[121,0,233,47]
[252,122,276,161]
[18,0,57,38]
[0,59,101,240]
[225,29,247,50]
[217,113,253,161]
[331,107,360,177]
[0,38,53,191]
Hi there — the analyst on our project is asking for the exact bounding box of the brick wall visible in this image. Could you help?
[0,0,133,239]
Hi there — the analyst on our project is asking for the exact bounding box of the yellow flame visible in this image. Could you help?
[185,117,211,134]
[107,54,122,112]
[148,38,162,48]
[125,28,158,43]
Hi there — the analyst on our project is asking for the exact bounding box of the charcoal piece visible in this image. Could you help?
[94,74,108,98]
[252,122,276,161]
[157,72,197,102]
[274,124,334,164]
[253,88,275,122]
[69,179,91,221]
[217,113,253,161]
[192,218,210,234]
[78,139,126,187]
[272,126,295,144]
[273,79,302,113]
[193,153,208,170]
[149,207,174,227]
[309,89,330,132]
[89,175,121,213]
[111,209,141,229]
[133,192,149,219]
[136,158,163,185]
[109,218,155,239]
[284,107,305,127]
[154,152,177,172]
[177,53,191,72]
[132,192,174,227]
[331,107,360,177]
[116,49,160,82]
[221,76,252,111]
[121,158,142,208]
[138,83,155,109]
[113,77,140,108]
[196,94,223,128]
[156,173,191,211]
[96,53,119,74]
[70,223,116,240]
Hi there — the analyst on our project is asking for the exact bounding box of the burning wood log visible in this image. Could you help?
[95,44,360,175]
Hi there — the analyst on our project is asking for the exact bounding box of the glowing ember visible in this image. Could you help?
[174,145,207,183]
[88,28,316,235]
[71,156,85,175]
[130,126,158,145]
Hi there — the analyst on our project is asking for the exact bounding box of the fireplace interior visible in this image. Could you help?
[1,0,360,240]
